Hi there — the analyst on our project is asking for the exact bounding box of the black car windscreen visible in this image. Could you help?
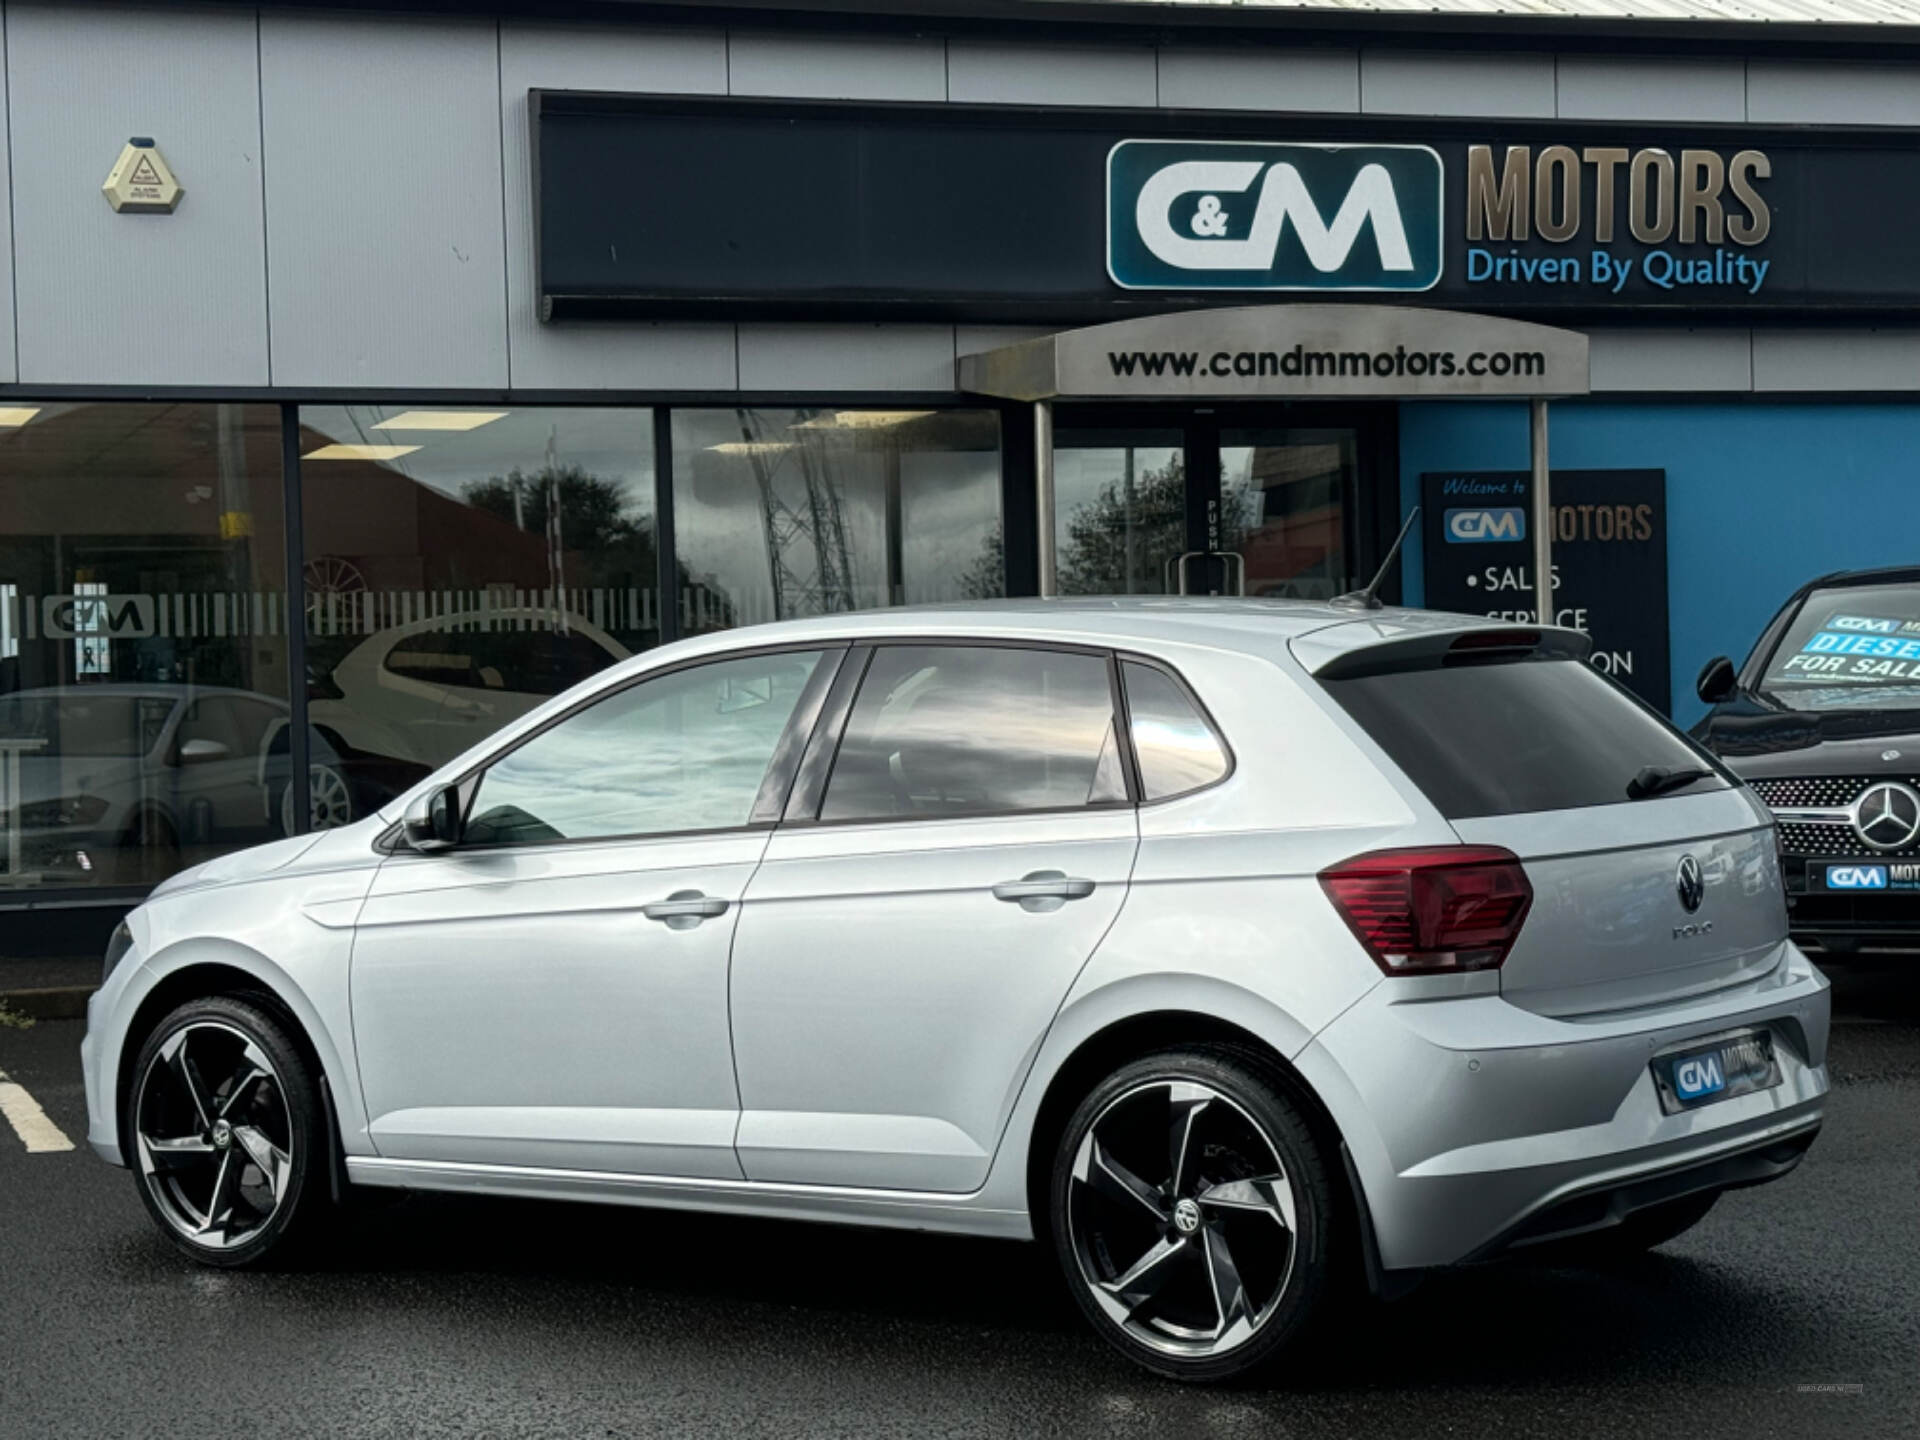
[1323,655,1725,819]
[1762,584,1920,710]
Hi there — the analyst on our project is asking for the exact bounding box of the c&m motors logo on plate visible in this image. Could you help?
[1108,141,1444,292]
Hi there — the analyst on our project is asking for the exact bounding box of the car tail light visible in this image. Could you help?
[1319,846,1533,976]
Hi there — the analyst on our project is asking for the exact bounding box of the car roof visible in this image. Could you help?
[1794,565,1920,593]
[664,596,1520,664]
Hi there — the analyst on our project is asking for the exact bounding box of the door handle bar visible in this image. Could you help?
[642,891,729,929]
[992,874,1095,903]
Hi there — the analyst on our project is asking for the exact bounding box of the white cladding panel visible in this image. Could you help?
[0,11,1911,393]
[1360,50,1556,118]
[9,3,266,385]
[1751,330,1920,392]
[947,41,1157,106]
[1156,47,1361,113]
[1748,61,1920,126]
[0,12,15,382]
[1554,57,1748,122]
[1586,329,1754,393]
[737,325,959,392]
[729,31,947,101]
[260,12,507,389]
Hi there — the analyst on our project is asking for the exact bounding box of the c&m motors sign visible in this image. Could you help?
[1108,141,1444,293]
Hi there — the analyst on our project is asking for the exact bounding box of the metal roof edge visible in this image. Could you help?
[233,0,1920,57]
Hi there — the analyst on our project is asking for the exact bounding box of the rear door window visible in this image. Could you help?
[1121,661,1230,800]
[1321,655,1725,819]
[820,645,1126,822]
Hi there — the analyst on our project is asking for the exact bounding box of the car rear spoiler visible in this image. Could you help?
[1295,623,1593,682]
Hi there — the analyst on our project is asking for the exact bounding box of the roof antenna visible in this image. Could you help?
[1333,507,1420,611]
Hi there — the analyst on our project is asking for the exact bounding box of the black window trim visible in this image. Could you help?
[780,635,1139,833]
[782,643,874,824]
[383,639,851,858]
[372,636,1235,856]
[1114,651,1238,806]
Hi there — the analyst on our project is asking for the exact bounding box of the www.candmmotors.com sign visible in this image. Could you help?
[959,305,1589,401]
[1108,142,1444,293]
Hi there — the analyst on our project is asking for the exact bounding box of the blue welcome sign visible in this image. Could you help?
[1108,141,1445,292]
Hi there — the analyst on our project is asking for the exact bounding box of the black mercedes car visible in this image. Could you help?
[1694,565,1920,955]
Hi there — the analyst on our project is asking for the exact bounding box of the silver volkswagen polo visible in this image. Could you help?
[81,600,1830,1382]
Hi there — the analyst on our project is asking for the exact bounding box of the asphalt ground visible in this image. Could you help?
[1,965,1915,1439]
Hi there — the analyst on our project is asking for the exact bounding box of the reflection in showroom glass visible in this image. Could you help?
[297,405,661,836]
[0,403,288,893]
[671,408,1003,631]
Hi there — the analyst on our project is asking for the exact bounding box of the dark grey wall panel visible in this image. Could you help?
[261,12,507,388]
[9,3,267,385]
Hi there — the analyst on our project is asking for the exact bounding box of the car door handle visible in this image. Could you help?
[642,891,730,930]
[992,871,1096,913]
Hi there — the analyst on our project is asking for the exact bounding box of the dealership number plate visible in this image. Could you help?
[1653,1029,1781,1114]
[1818,859,1920,891]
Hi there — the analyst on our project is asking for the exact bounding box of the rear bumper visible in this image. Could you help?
[1466,1118,1819,1260]
[1297,945,1831,1272]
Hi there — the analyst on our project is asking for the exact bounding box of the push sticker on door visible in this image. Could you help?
[1108,141,1444,292]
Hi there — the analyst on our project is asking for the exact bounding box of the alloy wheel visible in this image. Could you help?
[283,763,354,833]
[134,1021,296,1251]
[1066,1079,1298,1360]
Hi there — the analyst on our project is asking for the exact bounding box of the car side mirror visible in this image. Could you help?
[401,784,462,853]
[177,737,231,764]
[1696,655,1738,706]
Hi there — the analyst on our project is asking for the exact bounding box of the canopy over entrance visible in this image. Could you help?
[959,305,1588,613]
[957,304,1589,403]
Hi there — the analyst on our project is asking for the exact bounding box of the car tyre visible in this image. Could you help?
[1050,1044,1338,1384]
[127,995,330,1268]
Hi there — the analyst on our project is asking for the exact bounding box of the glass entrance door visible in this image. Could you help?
[1052,410,1372,601]
[1220,427,1357,601]
[1050,427,1186,596]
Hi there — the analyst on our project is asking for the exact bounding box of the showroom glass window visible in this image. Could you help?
[670,409,1003,633]
[0,403,287,894]
[296,406,657,829]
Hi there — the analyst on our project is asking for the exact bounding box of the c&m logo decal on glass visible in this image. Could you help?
[1108,141,1444,292]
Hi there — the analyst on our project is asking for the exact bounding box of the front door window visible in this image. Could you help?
[463,648,830,847]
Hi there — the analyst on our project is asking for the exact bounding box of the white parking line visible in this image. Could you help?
[0,1068,75,1153]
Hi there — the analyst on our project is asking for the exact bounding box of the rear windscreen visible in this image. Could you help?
[1322,656,1727,819]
